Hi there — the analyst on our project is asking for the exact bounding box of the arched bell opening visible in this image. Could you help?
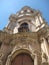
[18,22,29,32]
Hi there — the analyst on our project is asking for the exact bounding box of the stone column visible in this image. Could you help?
[41,37,49,64]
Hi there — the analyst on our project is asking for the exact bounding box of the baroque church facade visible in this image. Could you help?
[0,6,49,65]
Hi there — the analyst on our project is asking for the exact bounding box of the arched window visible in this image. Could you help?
[18,23,29,32]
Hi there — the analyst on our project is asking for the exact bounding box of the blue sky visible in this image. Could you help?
[0,0,49,30]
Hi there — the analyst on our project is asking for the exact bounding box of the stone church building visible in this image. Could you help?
[0,6,49,65]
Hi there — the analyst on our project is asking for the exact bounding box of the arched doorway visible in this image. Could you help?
[11,53,34,65]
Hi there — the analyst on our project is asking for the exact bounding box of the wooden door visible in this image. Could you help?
[11,53,34,65]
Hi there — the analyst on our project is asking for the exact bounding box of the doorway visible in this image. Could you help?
[11,53,34,65]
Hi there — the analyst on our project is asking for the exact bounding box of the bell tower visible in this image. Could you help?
[4,6,45,34]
